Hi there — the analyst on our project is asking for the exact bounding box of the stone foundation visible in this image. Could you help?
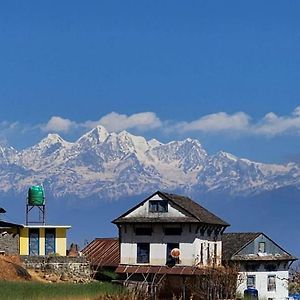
[21,256,92,282]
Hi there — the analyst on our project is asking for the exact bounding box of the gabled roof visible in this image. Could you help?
[0,220,23,228]
[82,238,119,268]
[222,232,261,261]
[112,191,229,226]
[222,232,297,262]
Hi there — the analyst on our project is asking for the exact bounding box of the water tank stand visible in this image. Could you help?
[25,204,46,225]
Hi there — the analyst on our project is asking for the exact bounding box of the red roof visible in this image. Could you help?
[82,238,119,268]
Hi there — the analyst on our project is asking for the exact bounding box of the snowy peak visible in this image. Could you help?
[77,125,109,146]
[38,133,71,148]
[0,125,299,200]
[0,146,17,165]
[20,133,69,157]
[148,138,163,148]
[118,131,149,157]
[215,151,238,162]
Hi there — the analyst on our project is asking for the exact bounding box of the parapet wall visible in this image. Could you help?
[21,256,92,282]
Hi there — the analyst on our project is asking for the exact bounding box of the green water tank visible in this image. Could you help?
[28,185,45,206]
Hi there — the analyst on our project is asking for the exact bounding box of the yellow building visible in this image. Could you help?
[19,225,71,256]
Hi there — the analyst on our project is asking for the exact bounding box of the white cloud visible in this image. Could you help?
[43,116,76,133]
[2,107,300,145]
[176,112,250,133]
[170,107,300,137]
[253,106,300,136]
[84,112,162,132]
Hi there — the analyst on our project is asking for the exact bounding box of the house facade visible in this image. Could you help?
[111,192,297,299]
[222,232,297,300]
[19,225,71,256]
[112,190,231,300]
[0,206,70,256]
[113,191,229,269]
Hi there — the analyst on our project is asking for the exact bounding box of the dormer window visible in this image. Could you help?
[259,242,266,253]
[149,200,168,213]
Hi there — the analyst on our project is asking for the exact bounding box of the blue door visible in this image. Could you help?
[45,228,56,255]
[29,229,39,256]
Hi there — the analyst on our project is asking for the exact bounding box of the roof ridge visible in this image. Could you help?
[160,191,229,226]
[113,191,229,226]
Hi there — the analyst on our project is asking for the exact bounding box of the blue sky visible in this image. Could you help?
[0,1,300,163]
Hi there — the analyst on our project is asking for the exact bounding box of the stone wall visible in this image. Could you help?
[0,232,19,254]
[21,256,92,282]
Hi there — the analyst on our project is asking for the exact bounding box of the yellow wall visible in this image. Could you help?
[39,228,45,256]
[55,228,67,256]
[19,228,29,255]
[19,227,68,256]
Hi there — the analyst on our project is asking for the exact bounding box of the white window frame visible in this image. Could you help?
[247,275,256,288]
[267,274,276,292]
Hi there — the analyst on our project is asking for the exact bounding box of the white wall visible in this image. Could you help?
[237,264,289,300]
[120,223,222,266]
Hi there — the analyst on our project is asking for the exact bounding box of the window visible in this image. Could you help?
[207,243,210,264]
[245,263,260,272]
[149,200,168,213]
[247,275,256,288]
[135,227,152,236]
[259,241,266,253]
[164,227,182,235]
[45,228,56,255]
[213,243,218,265]
[267,275,276,291]
[200,243,203,264]
[29,228,39,256]
[265,263,277,272]
[137,243,150,263]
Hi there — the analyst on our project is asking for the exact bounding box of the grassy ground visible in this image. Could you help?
[0,281,126,300]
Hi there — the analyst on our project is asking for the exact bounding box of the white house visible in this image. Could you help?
[113,191,229,269]
[222,232,297,300]
[112,191,230,298]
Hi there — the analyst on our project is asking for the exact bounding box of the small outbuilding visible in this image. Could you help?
[19,225,71,256]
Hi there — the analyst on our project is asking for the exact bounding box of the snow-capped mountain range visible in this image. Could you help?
[0,125,299,200]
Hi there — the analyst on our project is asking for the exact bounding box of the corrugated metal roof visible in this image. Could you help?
[82,238,120,268]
